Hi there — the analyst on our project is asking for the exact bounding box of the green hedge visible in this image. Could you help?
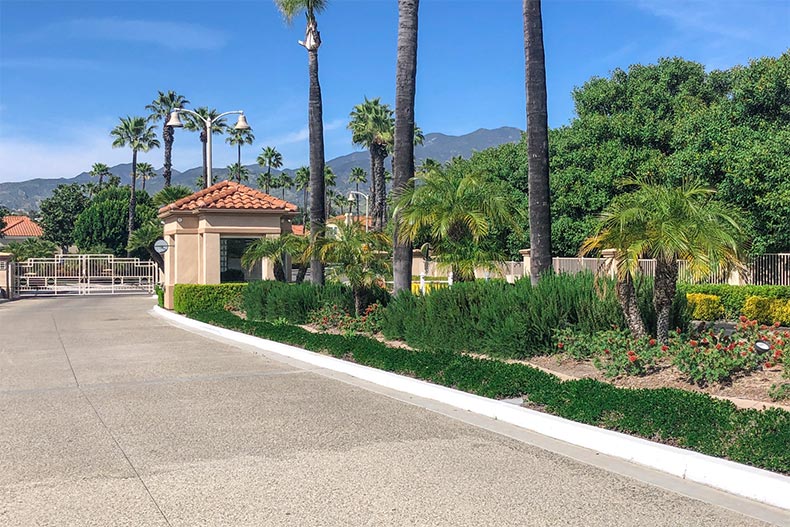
[190,309,790,474]
[680,284,790,319]
[172,284,246,314]
[380,273,683,358]
[243,280,389,324]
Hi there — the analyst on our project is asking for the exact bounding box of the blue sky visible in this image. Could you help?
[0,0,788,183]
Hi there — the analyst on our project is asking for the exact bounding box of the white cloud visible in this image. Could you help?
[28,17,227,51]
[1,57,101,71]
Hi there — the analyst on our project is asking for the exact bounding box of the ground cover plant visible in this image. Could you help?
[680,284,790,320]
[185,308,790,475]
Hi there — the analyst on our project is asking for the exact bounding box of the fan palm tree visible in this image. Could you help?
[295,166,310,224]
[277,173,294,199]
[226,126,255,168]
[349,167,367,220]
[227,163,251,183]
[153,185,193,208]
[136,162,156,191]
[89,162,111,188]
[275,0,329,285]
[314,222,391,315]
[324,166,336,219]
[145,90,189,188]
[242,233,310,283]
[110,116,160,255]
[257,145,283,194]
[183,107,227,189]
[524,0,552,284]
[127,220,164,270]
[580,179,745,342]
[394,166,524,282]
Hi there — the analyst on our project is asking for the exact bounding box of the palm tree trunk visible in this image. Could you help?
[654,258,679,343]
[237,143,241,168]
[142,176,146,191]
[616,273,647,339]
[201,130,208,189]
[393,0,419,295]
[353,287,362,316]
[524,0,552,284]
[266,167,272,193]
[127,150,138,257]
[308,46,326,285]
[99,173,104,187]
[371,145,387,232]
[303,188,308,224]
[355,182,360,220]
[163,123,174,187]
[369,151,377,227]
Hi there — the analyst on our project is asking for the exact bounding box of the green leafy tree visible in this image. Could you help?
[110,116,160,254]
[581,180,745,342]
[394,165,525,281]
[226,126,255,168]
[136,162,156,191]
[257,146,283,193]
[275,0,329,284]
[5,238,58,261]
[89,162,112,189]
[314,222,391,315]
[39,184,89,251]
[0,204,9,235]
[146,90,189,187]
[153,185,193,208]
[242,233,310,283]
[183,107,227,189]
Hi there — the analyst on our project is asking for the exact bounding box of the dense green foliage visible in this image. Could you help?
[189,308,790,474]
[242,279,388,324]
[172,283,246,314]
[73,187,157,256]
[680,284,790,319]
[4,238,58,260]
[39,184,89,251]
[0,205,9,234]
[379,273,683,358]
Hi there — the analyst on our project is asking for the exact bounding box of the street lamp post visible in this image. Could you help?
[166,109,250,188]
[347,191,369,232]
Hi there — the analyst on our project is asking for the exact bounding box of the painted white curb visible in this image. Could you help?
[152,306,790,510]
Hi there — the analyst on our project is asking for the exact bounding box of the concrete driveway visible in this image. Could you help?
[0,296,786,526]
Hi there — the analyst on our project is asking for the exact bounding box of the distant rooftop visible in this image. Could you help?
[1,215,43,237]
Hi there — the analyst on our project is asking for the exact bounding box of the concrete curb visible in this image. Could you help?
[152,306,790,510]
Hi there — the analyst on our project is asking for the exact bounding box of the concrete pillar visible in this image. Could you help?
[164,235,176,310]
[519,249,531,281]
[0,253,15,300]
[202,233,220,284]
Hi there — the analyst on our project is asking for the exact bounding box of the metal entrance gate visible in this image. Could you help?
[13,255,158,296]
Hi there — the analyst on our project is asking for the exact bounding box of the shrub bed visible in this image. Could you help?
[172,283,246,314]
[380,273,683,359]
[188,309,790,474]
[680,284,790,320]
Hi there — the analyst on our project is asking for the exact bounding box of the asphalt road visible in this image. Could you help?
[1,296,787,526]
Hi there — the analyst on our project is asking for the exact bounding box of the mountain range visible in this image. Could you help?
[0,126,522,212]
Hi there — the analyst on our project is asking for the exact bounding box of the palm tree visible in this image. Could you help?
[581,179,745,343]
[524,0,552,284]
[314,222,391,315]
[89,162,111,188]
[136,162,156,191]
[153,185,193,208]
[394,166,524,282]
[275,0,328,285]
[277,173,294,199]
[110,116,160,255]
[349,97,394,232]
[127,220,165,270]
[295,166,310,223]
[349,167,367,219]
[226,126,255,168]
[183,107,227,189]
[145,90,189,188]
[227,163,251,183]
[324,166,336,219]
[257,146,283,194]
[242,233,310,283]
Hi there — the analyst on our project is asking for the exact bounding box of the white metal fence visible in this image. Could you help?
[13,255,158,296]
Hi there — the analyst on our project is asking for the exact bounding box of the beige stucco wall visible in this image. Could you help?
[161,210,294,309]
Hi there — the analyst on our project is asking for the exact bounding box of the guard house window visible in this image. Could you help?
[220,237,255,282]
[220,238,229,272]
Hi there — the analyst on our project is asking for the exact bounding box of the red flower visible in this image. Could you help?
[741,351,748,357]
[774,350,783,359]
[649,339,656,346]
[603,349,610,355]
[557,342,564,349]
[689,340,699,347]
[765,362,773,369]
[628,354,638,363]
[661,345,669,352]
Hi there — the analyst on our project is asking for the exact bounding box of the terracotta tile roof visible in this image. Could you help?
[158,180,298,215]
[1,216,43,237]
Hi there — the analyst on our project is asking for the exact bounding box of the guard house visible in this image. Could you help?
[158,181,298,309]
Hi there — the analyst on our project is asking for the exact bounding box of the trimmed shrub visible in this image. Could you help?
[743,296,790,325]
[189,309,790,474]
[680,284,790,319]
[686,293,724,321]
[380,273,671,358]
[172,284,246,314]
[154,283,164,308]
[242,280,388,324]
